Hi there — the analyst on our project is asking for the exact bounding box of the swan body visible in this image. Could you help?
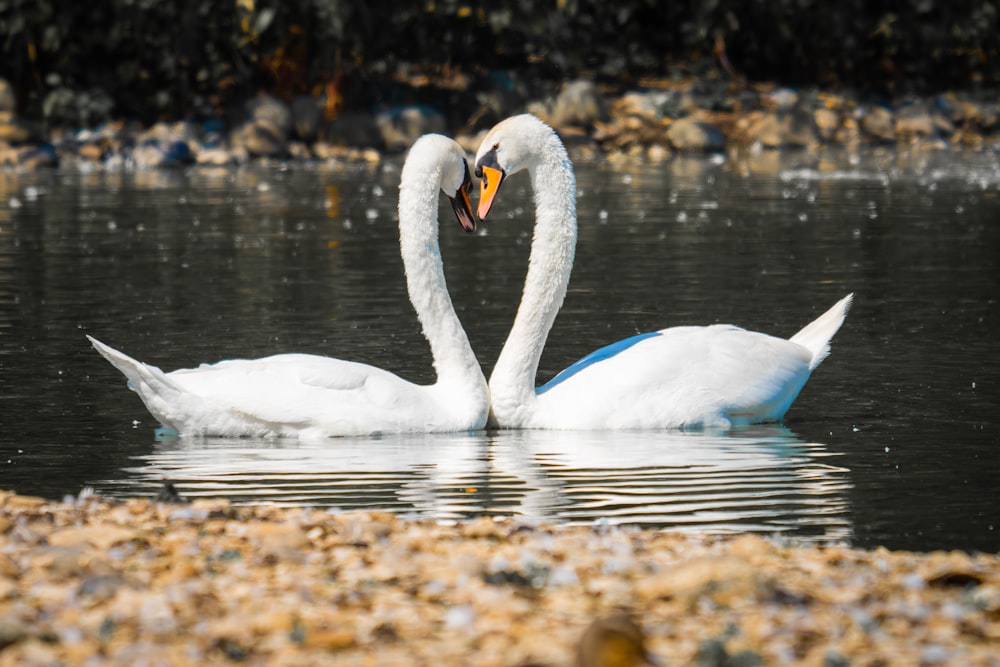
[474,114,852,430]
[90,134,488,439]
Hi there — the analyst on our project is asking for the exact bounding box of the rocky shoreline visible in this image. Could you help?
[2,75,998,172]
[1,490,998,666]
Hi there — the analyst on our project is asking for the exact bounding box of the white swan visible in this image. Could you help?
[474,114,852,430]
[89,134,489,439]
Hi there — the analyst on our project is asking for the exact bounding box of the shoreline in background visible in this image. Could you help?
[2,73,998,173]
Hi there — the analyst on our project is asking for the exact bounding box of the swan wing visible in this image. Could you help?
[172,353,374,394]
[535,325,813,428]
[165,354,430,434]
[89,337,439,437]
[698,326,813,421]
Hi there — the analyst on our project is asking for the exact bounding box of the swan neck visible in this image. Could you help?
[489,138,577,423]
[397,164,482,393]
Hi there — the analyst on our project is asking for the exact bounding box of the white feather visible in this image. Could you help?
[475,114,851,430]
[90,135,488,439]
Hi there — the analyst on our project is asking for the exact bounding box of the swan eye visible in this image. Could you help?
[475,147,503,193]
[475,145,499,180]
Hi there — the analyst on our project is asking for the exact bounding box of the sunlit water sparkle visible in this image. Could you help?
[1,147,998,551]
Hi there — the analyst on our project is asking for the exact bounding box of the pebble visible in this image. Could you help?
[861,105,896,143]
[667,116,726,152]
[547,79,609,128]
[0,490,998,666]
[738,109,818,148]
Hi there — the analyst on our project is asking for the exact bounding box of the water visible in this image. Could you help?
[1,147,998,552]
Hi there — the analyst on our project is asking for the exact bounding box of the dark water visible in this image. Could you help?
[1,147,998,552]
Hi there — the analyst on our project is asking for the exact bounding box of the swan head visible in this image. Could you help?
[407,133,477,233]
[444,150,477,234]
[474,114,560,219]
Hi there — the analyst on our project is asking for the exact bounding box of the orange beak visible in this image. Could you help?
[476,165,505,219]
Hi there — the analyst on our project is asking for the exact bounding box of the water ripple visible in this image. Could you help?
[97,426,853,544]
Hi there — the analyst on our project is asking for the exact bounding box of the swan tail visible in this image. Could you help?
[789,293,853,370]
[87,336,184,399]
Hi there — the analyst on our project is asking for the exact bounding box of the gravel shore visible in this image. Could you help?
[1,490,997,666]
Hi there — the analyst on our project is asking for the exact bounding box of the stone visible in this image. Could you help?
[667,116,725,152]
[137,121,201,147]
[549,79,608,128]
[782,108,820,146]
[376,106,446,153]
[234,118,289,158]
[77,143,104,162]
[639,555,771,608]
[646,143,670,161]
[1,494,998,666]
[196,147,240,165]
[834,117,861,145]
[615,91,666,120]
[764,87,799,112]
[245,93,292,136]
[48,523,138,550]
[814,107,840,142]
[133,142,176,168]
[288,141,312,160]
[860,105,895,143]
[575,613,651,667]
[131,122,197,167]
[895,102,953,139]
[743,109,817,148]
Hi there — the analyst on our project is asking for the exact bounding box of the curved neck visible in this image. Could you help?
[488,135,577,423]
[397,162,482,392]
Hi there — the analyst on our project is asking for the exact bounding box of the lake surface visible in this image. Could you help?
[1,146,998,552]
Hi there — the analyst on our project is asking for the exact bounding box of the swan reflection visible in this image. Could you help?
[103,426,851,543]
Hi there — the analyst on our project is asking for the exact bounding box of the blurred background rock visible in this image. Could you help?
[0,0,997,166]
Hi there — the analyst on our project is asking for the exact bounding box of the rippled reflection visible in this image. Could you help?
[5,154,998,551]
[98,426,852,543]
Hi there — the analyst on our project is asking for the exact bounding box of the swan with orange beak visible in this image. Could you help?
[472,114,852,430]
